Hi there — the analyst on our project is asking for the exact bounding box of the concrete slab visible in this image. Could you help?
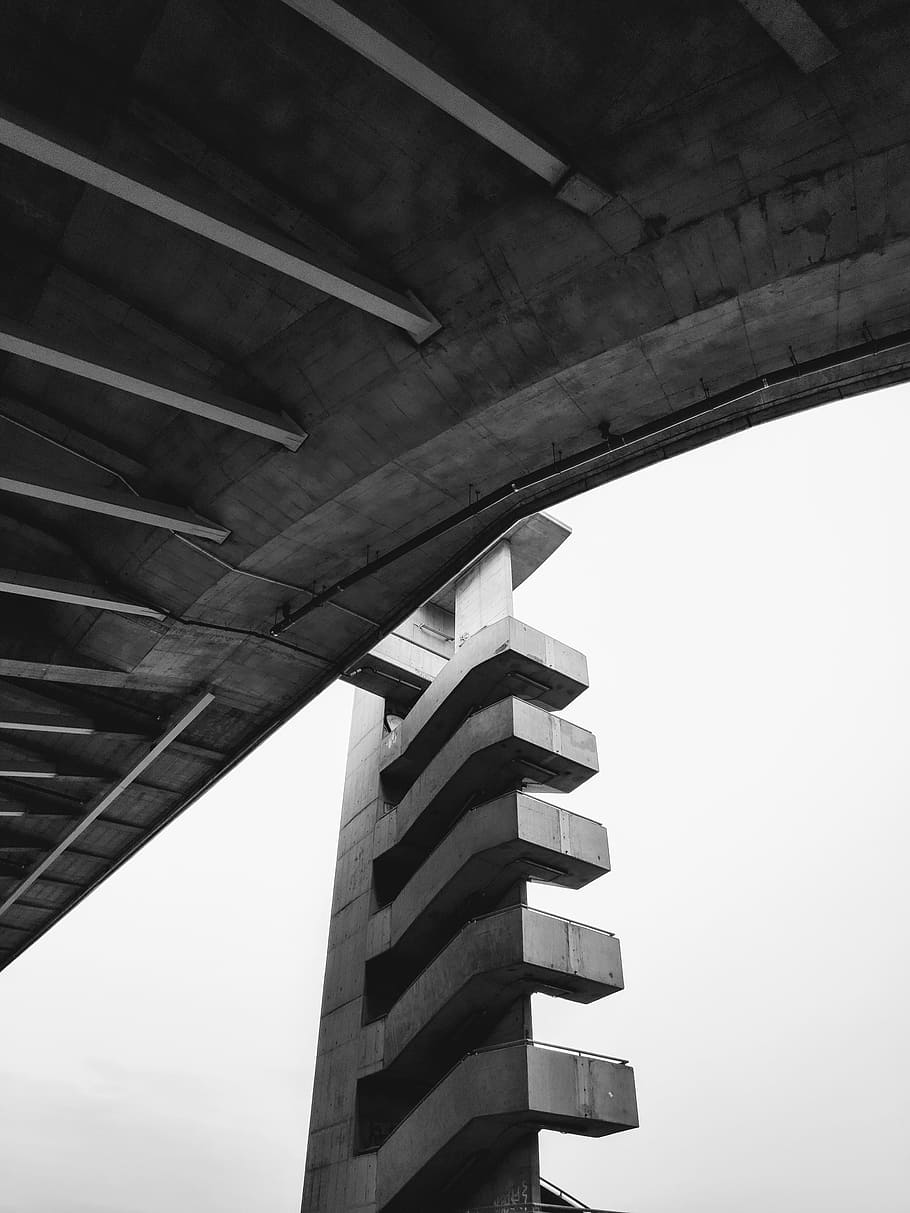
[429,513,571,613]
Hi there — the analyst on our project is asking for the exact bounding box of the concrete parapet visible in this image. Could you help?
[375,1042,637,1211]
[374,697,599,892]
[376,906,623,1076]
[365,792,609,971]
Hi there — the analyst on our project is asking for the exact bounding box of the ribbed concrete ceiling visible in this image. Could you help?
[1,0,909,968]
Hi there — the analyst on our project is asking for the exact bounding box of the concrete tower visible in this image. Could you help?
[302,514,637,1213]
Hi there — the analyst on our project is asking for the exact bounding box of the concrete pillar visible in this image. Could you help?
[454,541,513,644]
[302,689,385,1213]
[302,517,635,1213]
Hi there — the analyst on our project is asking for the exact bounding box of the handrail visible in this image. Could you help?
[461,1204,632,1212]
[540,1177,597,1209]
[469,1038,630,1067]
[468,903,616,937]
[462,1205,631,1213]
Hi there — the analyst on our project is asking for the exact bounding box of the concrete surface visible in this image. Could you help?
[376,906,623,1076]
[3,0,910,963]
[373,696,599,888]
[365,791,609,971]
[379,616,589,792]
[376,1043,638,1211]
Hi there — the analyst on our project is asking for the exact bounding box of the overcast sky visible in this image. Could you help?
[1,384,909,1213]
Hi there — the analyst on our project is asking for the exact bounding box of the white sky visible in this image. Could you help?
[1,384,909,1213]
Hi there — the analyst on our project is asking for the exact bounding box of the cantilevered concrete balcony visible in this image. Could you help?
[372,906,622,1075]
[375,1042,638,1212]
[380,617,588,794]
[366,792,609,976]
[374,698,598,892]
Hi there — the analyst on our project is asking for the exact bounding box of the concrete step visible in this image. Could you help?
[373,697,598,893]
[374,906,623,1075]
[375,1042,637,1212]
[379,616,588,795]
[366,791,609,974]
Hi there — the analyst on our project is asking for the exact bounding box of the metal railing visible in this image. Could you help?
[459,1206,631,1212]
[468,903,616,938]
[468,1038,630,1067]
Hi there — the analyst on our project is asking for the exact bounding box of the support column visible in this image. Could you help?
[302,515,637,1213]
[454,540,514,644]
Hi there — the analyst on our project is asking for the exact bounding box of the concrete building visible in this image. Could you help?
[305,516,635,1212]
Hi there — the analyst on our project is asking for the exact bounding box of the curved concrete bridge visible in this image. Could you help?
[0,0,907,1015]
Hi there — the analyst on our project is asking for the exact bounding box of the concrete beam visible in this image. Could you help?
[281,0,612,214]
[431,513,572,613]
[0,394,150,483]
[0,825,48,849]
[0,657,190,692]
[0,106,440,342]
[737,0,839,72]
[343,617,450,713]
[0,680,150,735]
[0,781,83,816]
[0,468,230,543]
[0,568,167,619]
[0,319,306,451]
[0,690,215,917]
[0,739,105,781]
[0,757,55,778]
[0,712,95,735]
[283,0,566,183]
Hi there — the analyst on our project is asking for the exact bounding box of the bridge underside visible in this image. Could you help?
[0,0,908,965]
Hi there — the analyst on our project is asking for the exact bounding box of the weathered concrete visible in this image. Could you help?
[302,688,385,1213]
[375,1043,638,1211]
[379,616,589,792]
[453,542,514,643]
[365,792,609,972]
[3,1,910,965]
[375,906,623,1077]
[373,696,599,888]
[305,530,628,1210]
